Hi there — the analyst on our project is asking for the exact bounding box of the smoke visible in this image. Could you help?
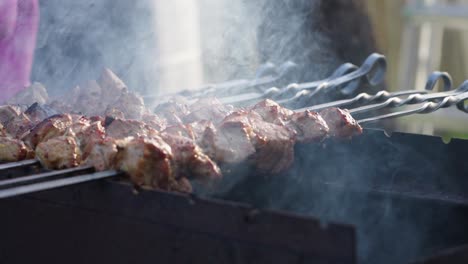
[31,0,158,96]
[30,0,349,98]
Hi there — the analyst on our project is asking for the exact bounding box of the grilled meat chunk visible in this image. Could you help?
[184,98,234,124]
[251,99,294,125]
[83,138,118,171]
[0,136,32,162]
[320,107,363,138]
[105,118,159,139]
[246,112,295,174]
[24,103,58,123]
[22,114,73,148]
[5,113,34,139]
[287,110,329,143]
[201,112,256,164]
[115,136,175,190]
[35,135,82,169]
[161,133,222,182]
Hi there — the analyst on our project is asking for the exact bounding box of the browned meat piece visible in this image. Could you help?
[7,82,49,106]
[201,112,256,164]
[35,135,82,169]
[83,138,118,171]
[161,133,222,182]
[24,103,58,123]
[0,136,32,162]
[111,89,145,120]
[22,114,73,148]
[287,110,329,143]
[210,110,295,173]
[251,99,294,125]
[184,98,234,124]
[97,68,126,104]
[0,105,21,126]
[247,112,295,174]
[105,118,158,139]
[115,136,175,190]
[154,101,189,125]
[320,107,363,138]
[73,119,106,156]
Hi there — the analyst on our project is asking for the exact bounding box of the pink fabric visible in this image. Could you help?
[0,0,39,103]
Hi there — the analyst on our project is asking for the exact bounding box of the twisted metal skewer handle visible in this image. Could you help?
[358,82,468,124]
[280,53,387,105]
[349,72,455,115]
[295,71,450,112]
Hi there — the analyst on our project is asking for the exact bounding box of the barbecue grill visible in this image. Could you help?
[1,54,468,264]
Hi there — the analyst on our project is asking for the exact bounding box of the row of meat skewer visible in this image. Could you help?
[0,69,362,193]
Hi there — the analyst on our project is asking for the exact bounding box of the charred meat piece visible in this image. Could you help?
[251,99,294,125]
[35,135,82,169]
[287,110,329,143]
[115,136,175,190]
[105,118,159,139]
[161,133,222,182]
[22,114,73,148]
[24,103,59,123]
[83,138,118,171]
[320,107,363,138]
[0,136,32,162]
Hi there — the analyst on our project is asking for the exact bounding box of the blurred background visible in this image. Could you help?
[30,0,468,138]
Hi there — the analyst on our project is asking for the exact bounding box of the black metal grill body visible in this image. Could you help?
[212,129,468,264]
[1,129,468,264]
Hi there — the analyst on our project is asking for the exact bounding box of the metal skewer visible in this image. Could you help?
[0,166,94,188]
[0,159,39,172]
[219,53,387,106]
[358,82,468,124]
[294,71,452,113]
[350,72,457,115]
[0,170,123,199]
